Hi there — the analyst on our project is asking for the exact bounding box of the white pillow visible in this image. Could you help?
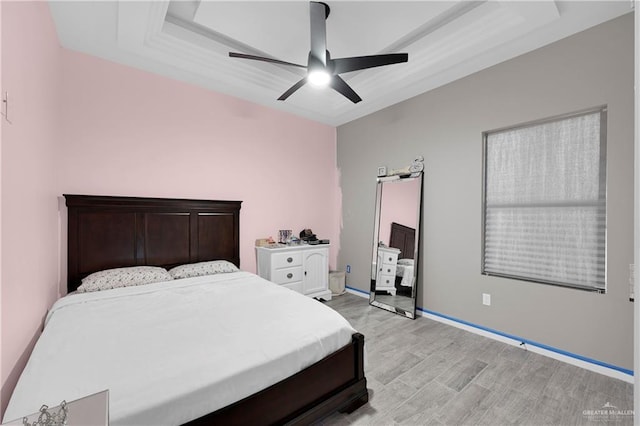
[169,260,239,279]
[78,266,172,293]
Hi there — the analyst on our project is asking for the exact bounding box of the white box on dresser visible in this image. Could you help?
[256,244,332,301]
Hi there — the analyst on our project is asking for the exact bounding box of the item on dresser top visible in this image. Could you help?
[299,228,317,242]
[288,236,302,245]
[256,244,332,301]
[255,237,277,247]
[278,230,292,244]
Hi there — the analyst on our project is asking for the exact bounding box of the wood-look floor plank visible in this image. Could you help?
[435,357,488,392]
[320,294,634,425]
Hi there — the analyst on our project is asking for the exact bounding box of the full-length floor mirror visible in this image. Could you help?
[370,170,423,319]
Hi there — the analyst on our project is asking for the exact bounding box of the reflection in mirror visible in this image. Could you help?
[370,172,422,319]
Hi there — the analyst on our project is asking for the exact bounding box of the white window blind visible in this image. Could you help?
[482,108,607,291]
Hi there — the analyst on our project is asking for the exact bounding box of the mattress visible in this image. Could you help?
[3,272,356,425]
[397,259,415,287]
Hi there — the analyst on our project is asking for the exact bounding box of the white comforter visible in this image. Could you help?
[397,259,415,287]
[3,272,356,425]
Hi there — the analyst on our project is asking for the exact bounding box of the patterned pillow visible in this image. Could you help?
[168,260,239,279]
[78,266,172,293]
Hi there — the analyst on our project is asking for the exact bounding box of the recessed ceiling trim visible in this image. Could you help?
[47,0,631,127]
[164,13,305,79]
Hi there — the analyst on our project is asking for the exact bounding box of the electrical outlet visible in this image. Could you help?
[346,265,351,273]
[482,293,491,306]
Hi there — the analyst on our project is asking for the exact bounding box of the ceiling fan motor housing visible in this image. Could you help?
[229,1,408,104]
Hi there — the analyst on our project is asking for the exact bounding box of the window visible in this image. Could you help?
[482,107,607,292]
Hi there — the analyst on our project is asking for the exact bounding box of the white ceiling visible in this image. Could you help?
[48,1,632,126]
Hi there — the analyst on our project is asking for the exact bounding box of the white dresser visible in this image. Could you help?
[376,246,400,295]
[256,244,332,301]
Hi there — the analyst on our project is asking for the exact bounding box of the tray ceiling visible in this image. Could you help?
[49,1,632,126]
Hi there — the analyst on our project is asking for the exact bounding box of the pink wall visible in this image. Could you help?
[57,50,339,289]
[378,177,420,248]
[0,2,340,417]
[1,1,62,416]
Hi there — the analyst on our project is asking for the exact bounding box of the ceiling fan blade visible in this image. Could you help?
[330,75,362,104]
[331,53,408,74]
[277,78,308,101]
[309,2,328,65]
[229,52,306,69]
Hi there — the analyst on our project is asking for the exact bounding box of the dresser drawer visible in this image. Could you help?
[377,274,395,288]
[272,252,303,269]
[381,252,398,265]
[273,267,303,285]
[379,264,397,275]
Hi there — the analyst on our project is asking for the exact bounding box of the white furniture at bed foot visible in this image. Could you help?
[376,246,400,295]
[3,390,109,426]
[256,245,332,300]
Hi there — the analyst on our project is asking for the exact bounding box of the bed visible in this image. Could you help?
[389,222,416,293]
[3,195,367,425]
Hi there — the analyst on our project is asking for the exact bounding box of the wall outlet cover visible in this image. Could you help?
[482,293,491,306]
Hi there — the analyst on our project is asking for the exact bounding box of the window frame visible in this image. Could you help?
[481,106,608,292]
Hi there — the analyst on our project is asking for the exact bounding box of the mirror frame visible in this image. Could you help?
[369,171,423,319]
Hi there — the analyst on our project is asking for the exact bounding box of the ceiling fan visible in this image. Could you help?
[229,1,409,104]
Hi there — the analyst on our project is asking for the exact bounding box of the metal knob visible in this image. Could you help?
[287,257,293,263]
[287,273,293,279]
[388,257,393,262]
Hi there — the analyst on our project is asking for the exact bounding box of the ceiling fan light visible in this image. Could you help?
[307,70,331,87]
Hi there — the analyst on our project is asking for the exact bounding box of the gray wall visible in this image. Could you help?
[337,13,634,370]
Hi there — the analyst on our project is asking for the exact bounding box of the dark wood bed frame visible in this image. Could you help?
[64,194,368,425]
[389,222,416,260]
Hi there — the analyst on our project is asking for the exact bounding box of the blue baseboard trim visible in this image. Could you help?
[345,285,370,296]
[342,287,632,377]
[417,306,633,377]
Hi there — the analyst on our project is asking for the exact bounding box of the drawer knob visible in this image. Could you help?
[287,257,293,263]
[287,273,293,279]
[388,257,393,262]
[387,268,391,273]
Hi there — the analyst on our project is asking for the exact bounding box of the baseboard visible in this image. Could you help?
[417,307,633,383]
[345,286,370,298]
[343,286,633,383]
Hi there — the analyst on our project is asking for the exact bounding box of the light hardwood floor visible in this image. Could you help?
[321,293,634,426]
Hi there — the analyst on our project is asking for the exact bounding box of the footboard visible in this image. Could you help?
[187,333,368,425]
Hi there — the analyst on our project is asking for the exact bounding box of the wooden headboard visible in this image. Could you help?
[64,195,242,293]
[389,222,416,260]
